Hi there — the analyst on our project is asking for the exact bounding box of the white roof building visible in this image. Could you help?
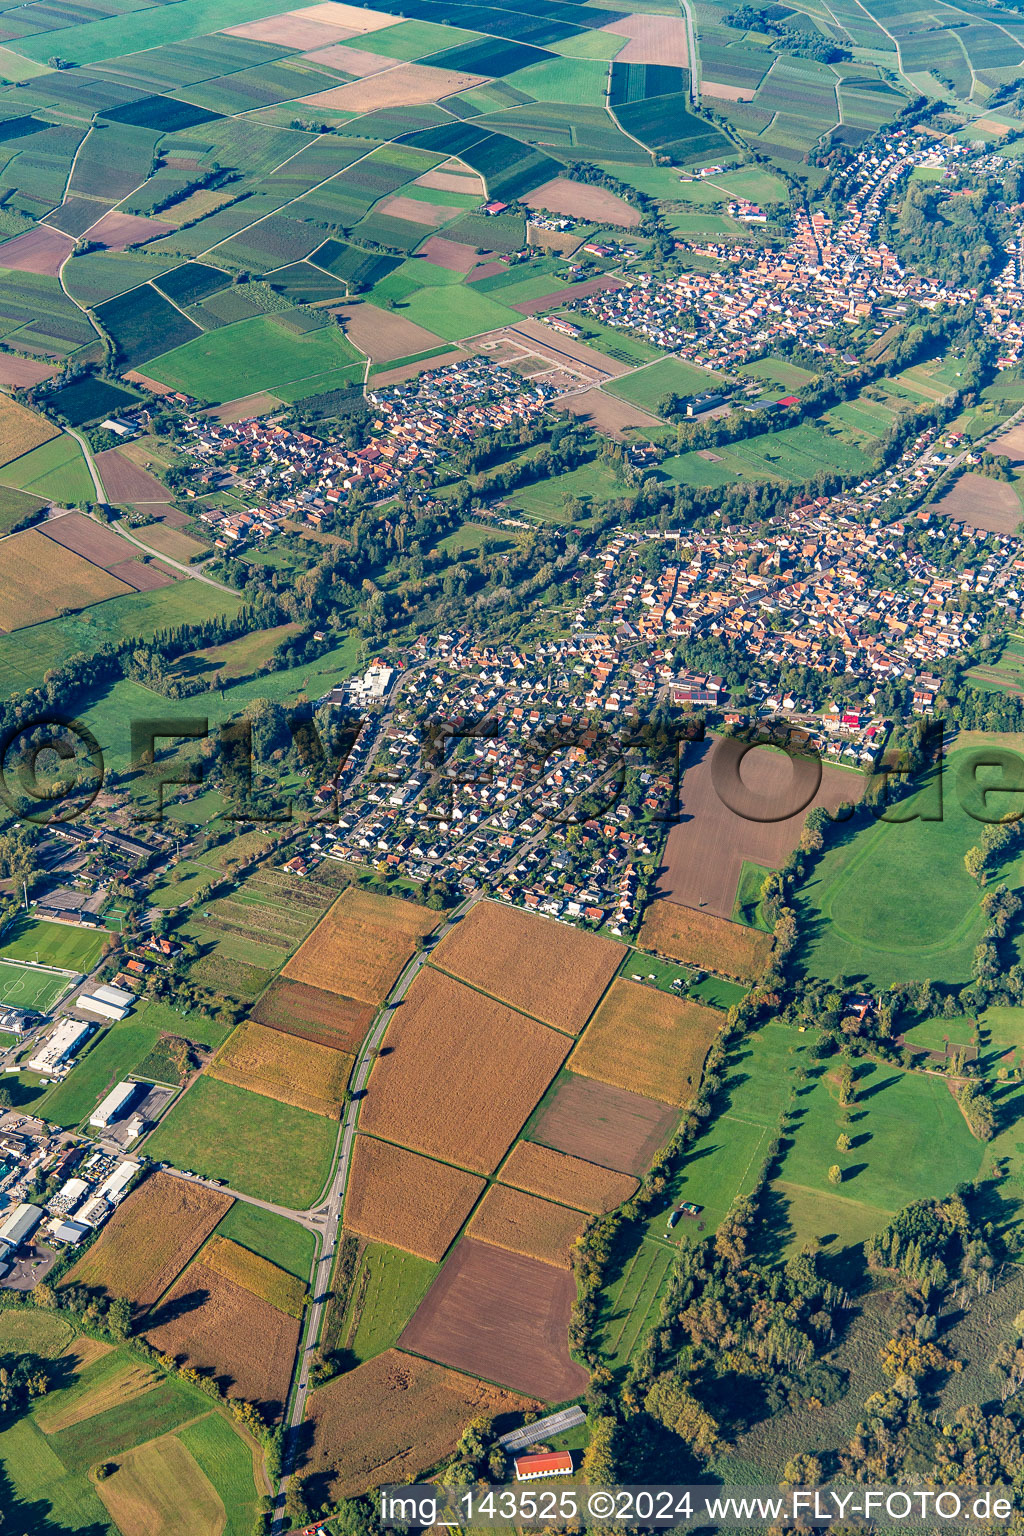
[90,1081,139,1129]
[47,1176,89,1215]
[75,995,129,1022]
[0,1202,42,1248]
[95,1159,139,1203]
[27,1019,90,1074]
[93,984,134,1008]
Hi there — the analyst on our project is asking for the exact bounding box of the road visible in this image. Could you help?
[680,0,699,103]
[105,516,237,594]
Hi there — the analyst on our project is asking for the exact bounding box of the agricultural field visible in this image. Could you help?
[144,1075,337,1208]
[144,314,363,404]
[527,1069,679,1177]
[0,393,57,467]
[344,1134,485,1261]
[430,897,621,1033]
[60,1171,232,1309]
[213,1200,314,1283]
[251,976,374,1053]
[466,1184,587,1268]
[200,1234,306,1318]
[570,981,722,1106]
[497,1140,639,1213]
[305,1349,535,1499]
[282,885,438,1003]
[605,356,725,414]
[399,1237,588,1401]
[638,900,773,982]
[0,527,133,629]
[336,1241,438,1365]
[359,967,570,1172]
[208,1019,353,1117]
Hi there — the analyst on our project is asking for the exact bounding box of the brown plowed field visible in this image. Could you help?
[87,211,169,250]
[602,11,689,66]
[209,1020,352,1117]
[144,1261,298,1420]
[131,521,210,561]
[554,386,661,438]
[378,193,461,227]
[300,40,397,73]
[345,1135,484,1261]
[570,982,721,1106]
[430,898,621,1034]
[304,1348,536,1499]
[0,394,59,467]
[467,1185,586,1268]
[108,558,174,589]
[702,81,755,100]
[509,275,623,315]
[522,178,640,228]
[369,348,465,386]
[415,166,485,195]
[335,301,444,361]
[283,886,438,1003]
[992,423,1024,462]
[0,356,57,386]
[0,225,74,275]
[299,63,484,112]
[287,2,402,32]
[655,734,863,918]
[399,1238,588,1400]
[40,511,139,567]
[60,1172,231,1309]
[225,14,358,46]
[205,392,282,422]
[0,527,133,630]
[252,976,374,1052]
[638,901,771,982]
[419,235,485,271]
[934,470,1022,535]
[95,448,170,504]
[528,1071,679,1177]
[498,1140,638,1213]
[359,968,570,1173]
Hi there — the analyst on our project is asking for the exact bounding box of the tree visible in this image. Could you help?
[836,1133,851,1153]
[828,1164,843,1185]
[107,1297,132,1339]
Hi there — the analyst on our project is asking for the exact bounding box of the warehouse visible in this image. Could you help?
[27,1018,90,1075]
[90,1080,140,1129]
[75,993,130,1022]
[0,1201,42,1252]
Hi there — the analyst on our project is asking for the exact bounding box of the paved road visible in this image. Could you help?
[107,516,237,593]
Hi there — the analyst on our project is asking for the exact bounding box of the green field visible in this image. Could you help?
[605,356,725,413]
[738,355,819,391]
[0,960,72,1011]
[39,1017,162,1128]
[144,1075,336,1208]
[0,1309,75,1357]
[387,283,518,342]
[0,918,106,972]
[213,1200,315,1282]
[562,312,662,366]
[143,314,363,403]
[664,419,873,487]
[504,458,625,521]
[341,1241,438,1363]
[732,859,774,930]
[0,434,95,504]
[594,1235,675,1373]
[797,753,1011,986]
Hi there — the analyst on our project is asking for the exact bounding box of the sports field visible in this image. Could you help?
[0,917,106,972]
[0,960,71,1011]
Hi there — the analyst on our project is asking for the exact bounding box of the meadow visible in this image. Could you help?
[144,314,363,403]
[213,1200,314,1283]
[340,1241,438,1365]
[605,356,725,413]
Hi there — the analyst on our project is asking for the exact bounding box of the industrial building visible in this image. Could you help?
[27,1019,90,1075]
[75,992,130,1022]
[77,1195,109,1227]
[0,1201,42,1252]
[45,1217,89,1245]
[90,1080,140,1129]
[95,1159,139,1203]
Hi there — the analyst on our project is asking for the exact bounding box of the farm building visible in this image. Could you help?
[27,1018,90,1074]
[514,1452,574,1480]
[90,1080,140,1129]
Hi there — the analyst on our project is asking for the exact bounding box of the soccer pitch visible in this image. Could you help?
[0,962,71,1013]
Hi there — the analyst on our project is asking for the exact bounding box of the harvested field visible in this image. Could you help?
[430,898,620,1034]
[415,167,485,195]
[498,1140,638,1213]
[602,12,689,66]
[252,976,373,1052]
[209,1020,352,1117]
[93,1435,225,1536]
[94,447,170,504]
[570,981,721,1106]
[377,193,461,227]
[60,1172,231,1309]
[61,1336,113,1373]
[305,1348,536,1499]
[0,394,58,467]
[206,391,282,422]
[360,969,570,1172]
[638,901,772,982]
[522,177,640,227]
[656,734,863,919]
[300,41,398,73]
[529,1071,679,1177]
[40,510,139,567]
[467,1184,586,1268]
[400,1238,588,1400]
[224,14,359,46]
[369,348,465,386]
[555,385,661,438]
[0,355,56,386]
[335,301,445,361]
[282,886,437,1004]
[37,1363,162,1434]
[345,1135,485,1261]
[144,1261,299,1419]
[201,1234,306,1318]
[0,527,132,629]
[702,81,755,100]
[288,2,402,31]
[123,370,174,395]
[0,225,74,276]
[420,235,484,271]
[88,211,168,250]
[299,63,483,112]
[131,520,209,561]
[934,470,1022,535]
[992,423,1024,462]
[109,558,174,590]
